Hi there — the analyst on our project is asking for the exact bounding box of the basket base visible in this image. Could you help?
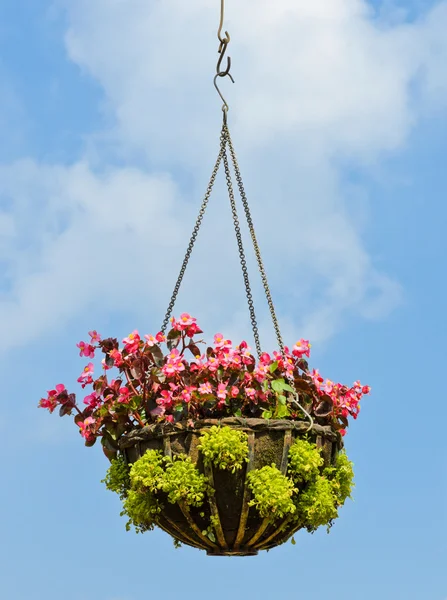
[206,549,258,557]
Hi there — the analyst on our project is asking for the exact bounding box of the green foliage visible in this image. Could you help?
[296,476,338,531]
[324,451,354,505]
[129,449,165,492]
[162,455,208,506]
[202,515,220,543]
[198,426,249,472]
[247,465,296,520]
[288,438,323,484]
[123,489,160,533]
[101,455,130,500]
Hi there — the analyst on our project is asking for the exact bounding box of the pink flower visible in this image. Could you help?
[122,330,141,354]
[259,352,271,365]
[78,417,96,440]
[181,386,196,403]
[185,322,202,337]
[310,369,324,389]
[339,429,347,437]
[165,415,175,424]
[324,379,334,394]
[217,383,227,400]
[231,386,240,398]
[109,348,124,367]
[88,330,101,344]
[362,385,371,395]
[118,387,131,404]
[171,314,199,333]
[292,339,311,358]
[144,334,157,347]
[162,349,185,376]
[77,363,94,387]
[158,390,174,409]
[84,392,101,409]
[199,382,213,395]
[156,332,166,343]
[38,388,60,413]
[179,313,196,327]
[76,341,95,358]
[254,363,269,383]
[214,333,232,350]
[245,387,256,400]
[206,356,220,372]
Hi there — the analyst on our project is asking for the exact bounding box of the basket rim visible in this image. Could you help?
[118,416,341,449]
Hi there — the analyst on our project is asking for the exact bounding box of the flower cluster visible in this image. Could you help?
[38,313,370,452]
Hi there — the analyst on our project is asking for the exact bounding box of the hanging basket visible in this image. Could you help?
[119,418,342,556]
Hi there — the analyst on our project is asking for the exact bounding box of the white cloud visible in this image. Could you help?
[2,0,447,350]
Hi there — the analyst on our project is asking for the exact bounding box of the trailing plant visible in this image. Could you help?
[38,314,370,451]
[247,465,297,520]
[162,455,208,506]
[323,451,354,505]
[198,426,249,472]
[102,455,130,500]
[295,477,339,532]
[104,449,207,533]
[288,438,323,484]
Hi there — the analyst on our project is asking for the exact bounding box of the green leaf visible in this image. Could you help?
[234,409,242,417]
[291,536,296,546]
[262,410,273,420]
[276,404,290,419]
[269,361,278,373]
[278,394,287,405]
[271,378,286,392]
[282,383,295,393]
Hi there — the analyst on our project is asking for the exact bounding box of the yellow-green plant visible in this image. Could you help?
[247,465,296,520]
[198,426,249,472]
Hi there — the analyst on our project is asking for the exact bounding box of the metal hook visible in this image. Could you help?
[216,37,232,78]
[214,72,234,119]
[215,0,234,118]
[217,0,230,45]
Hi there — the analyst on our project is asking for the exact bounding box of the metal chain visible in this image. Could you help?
[224,123,313,430]
[224,123,285,353]
[221,129,262,357]
[160,129,227,334]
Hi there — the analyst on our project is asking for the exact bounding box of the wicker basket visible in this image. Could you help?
[119,417,341,556]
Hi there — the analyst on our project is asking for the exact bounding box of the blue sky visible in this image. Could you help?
[1,1,446,599]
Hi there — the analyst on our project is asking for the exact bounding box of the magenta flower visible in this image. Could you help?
[144,334,157,347]
[156,332,166,343]
[217,383,227,400]
[245,387,256,400]
[292,339,311,358]
[77,341,95,358]
[162,349,185,376]
[84,392,101,409]
[88,330,101,344]
[231,386,239,398]
[78,417,96,441]
[77,363,94,387]
[118,387,131,404]
[199,382,213,395]
[122,330,141,354]
[109,348,124,367]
